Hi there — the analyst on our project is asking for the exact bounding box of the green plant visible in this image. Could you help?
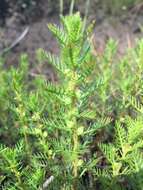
[1,12,143,190]
[92,38,143,118]
[0,13,108,190]
[39,12,110,189]
[97,116,143,190]
[91,39,143,189]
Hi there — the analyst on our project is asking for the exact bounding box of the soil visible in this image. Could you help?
[0,0,143,78]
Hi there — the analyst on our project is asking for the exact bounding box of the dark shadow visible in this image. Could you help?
[95,169,143,190]
[0,0,9,26]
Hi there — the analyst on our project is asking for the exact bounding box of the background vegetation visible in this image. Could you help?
[0,0,143,190]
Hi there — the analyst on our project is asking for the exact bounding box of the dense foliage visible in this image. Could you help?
[0,13,143,190]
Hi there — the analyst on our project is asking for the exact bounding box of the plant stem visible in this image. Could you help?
[72,126,78,190]
[5,157,24,190]
[68,72,79,190]
[82,0,90,33]
[23,125,30,154]
[70,0,75,15]
[13,169,24,190]
[60,0,64,15]
[73,128,78,178]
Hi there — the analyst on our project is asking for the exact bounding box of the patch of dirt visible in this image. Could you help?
[0,0,143,78]
[94,12,143,55]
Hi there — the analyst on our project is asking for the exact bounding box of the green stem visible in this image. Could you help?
[13,168,24,190]
[72,126,78,190]
[22,123,32,161]
[23,126,29,154]
[5,157,24,190]
[67,72,79,190]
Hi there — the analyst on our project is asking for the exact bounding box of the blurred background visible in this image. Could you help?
[0,0,143,68]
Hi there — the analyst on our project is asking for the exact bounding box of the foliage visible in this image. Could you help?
[0,13,143,190]
[101,0,142,15]
[97,116,143,190]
